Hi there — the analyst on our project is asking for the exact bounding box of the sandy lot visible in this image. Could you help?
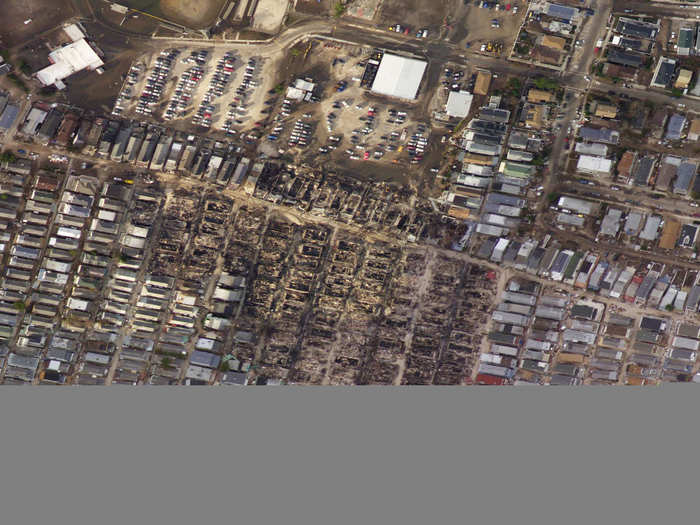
[251,0,289,34]
[0,0,78,47]
[120,0,227,29]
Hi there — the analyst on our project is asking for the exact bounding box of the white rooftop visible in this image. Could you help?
[294,79,315,92]
[577,155,612,174]
[286,87,305,100]
[36,38,104,87]
[63,23,85,42]
[446,90,474,118]
[371,53,427,100]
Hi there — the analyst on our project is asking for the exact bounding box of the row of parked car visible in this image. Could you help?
[135,49,179,116]
[388,24,429,38]
[112,64,142,116]
[288,119,313,148]
[220,57,262,133]
[164,65,203,121]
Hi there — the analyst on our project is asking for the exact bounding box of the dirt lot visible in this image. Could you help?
[346,0,382,21]
[94,2,161,36]
[449,2,526,49]
[379,0,454,32]
[0,0,78,48]
[119,0,227,29]
[64,20,155,112]
[295,0,331,16]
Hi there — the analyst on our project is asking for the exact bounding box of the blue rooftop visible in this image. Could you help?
[546,2,578,21]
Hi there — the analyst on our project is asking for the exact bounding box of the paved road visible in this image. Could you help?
[593,81,699,111]
[570,0,613,75]
[613,0,700,18]
[538,0,613,212]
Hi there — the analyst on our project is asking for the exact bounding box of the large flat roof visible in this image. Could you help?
[371,53,427,100]
[446,90,473,118]
[36,38,103,87]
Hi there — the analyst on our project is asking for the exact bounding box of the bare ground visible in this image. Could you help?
[0,0,78,47]
[119,0,227,29]
[379,0,455,32]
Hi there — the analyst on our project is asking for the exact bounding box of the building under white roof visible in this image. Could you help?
[63,23,86,42]
[557,196,597,215]
[575,142,608,157]
[294,79,315,92]
[371,53,427,100]
[577,155,612,175]
[36,38,104,89]
[446,90,473,118]
[286,78,315,101]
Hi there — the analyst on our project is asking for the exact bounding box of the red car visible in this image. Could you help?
[363,151,370,160]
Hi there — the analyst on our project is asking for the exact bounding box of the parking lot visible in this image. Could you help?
[265,47,434,168]
[111,45,276,134]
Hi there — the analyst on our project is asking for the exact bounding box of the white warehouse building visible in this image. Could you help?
[36,24,103,89]
[577,155,612,175]
[370,53,428,100]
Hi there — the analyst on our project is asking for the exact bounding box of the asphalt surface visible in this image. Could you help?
[613,0,700,18]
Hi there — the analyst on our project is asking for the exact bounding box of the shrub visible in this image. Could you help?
[533,77,559,91]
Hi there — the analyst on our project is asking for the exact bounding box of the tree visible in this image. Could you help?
[533,77,559,91]
[507,77,522,96]
[0,151,16,163]
[13,301,26,312]
[665,304,674,312]
[333,2,346,17]
[671,88,683,98]
[18,60,31,75]
[161,356,172,369]
[546,192,559,204]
